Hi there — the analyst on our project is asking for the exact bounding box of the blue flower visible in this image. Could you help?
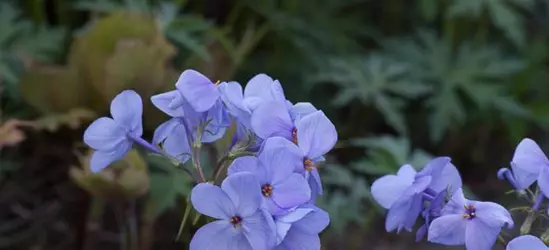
[228,137,311,215]
[273,204,330,250]
[507,235,547,250]
[428,188,513,250]
[152,118,191,162]
[370,157,462,232]
[190,172,276,250]
[506,138,549,194]
[83,90,143,173]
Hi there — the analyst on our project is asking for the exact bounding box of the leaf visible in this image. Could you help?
[148,173,178,217]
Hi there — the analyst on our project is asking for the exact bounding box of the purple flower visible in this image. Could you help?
[507,138,549,194]
[228,137,311,215]
[152,118,191,162]
[428,188,513,250]
[190,172,276,250]
[177,69,221,113]
[83,90,143,173]
[507,235,547,250]
[273,204,330,250]
[370,157,462,233]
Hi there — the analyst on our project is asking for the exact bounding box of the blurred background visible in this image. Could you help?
[0,0,547,249]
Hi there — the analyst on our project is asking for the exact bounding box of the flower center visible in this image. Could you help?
[261,184,273,197]
[304,158,314,171]
[462,204,476,220]
[291,127,298,144]
[230,216,242,228]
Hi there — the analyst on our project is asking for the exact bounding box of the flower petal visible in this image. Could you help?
[371,164,416,209]
[190,220,252,250]
[290,102,318,121]
[244,74,285,104]
[291,205,330,235]
[84,117,127,151]
[427,214,467,245]
[465,218,502,250]
[162,121,191,162]
[475,201,514,229]
[191,183,234,219]
[110,90,143,135]
[259,137,304,183]
[219,81,249,117]
[251,102,294,140]
[228,156,259,175]
[152,118,178,145]
[274,230,320,250]
[176,69,219,112]
[538,167,549,198]
[385,193,422,232]
[243,209,277,250]
[507,235,548,250]
[309,170,323,196]
[150,90,186,117]
[512,138,549,174]
[272,174,311,209]
[89,142,131,173]
[441,188,467,215]
[511,162,538,190]
[296,111,337,159]
[416,156,451,179]
[429,162,463,194]
[221,172,262,217]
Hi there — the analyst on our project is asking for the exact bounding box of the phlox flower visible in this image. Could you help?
[273,204,330,250]
[151,70,230,160]
[505,138,549,194]
[507,235,547,250]
[190,172,276,250]
[428,188,513,250]
[83,90,143,173]
[228,137,311,215]
[370,157,462,232]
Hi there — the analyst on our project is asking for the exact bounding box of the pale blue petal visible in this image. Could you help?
[539,167,549,197]
[244,74,286,104]
[465,218,501,250]
[221,172,262,217]
[228,156,259,175]
[162,122,191,162]
[295,111,337,159]
[110,90,143,135]
[274,208,314,244]
[150,90,185,117]
[272,174,311,210]
[176,69,219,112]
[385,193,422,232]
[427,214,466,245]
[416,157,451,179]
[191,183,234,219]
[511,162,538,190]
[291,205,330,235]
[251,102,294,140]
[475,201,514,229]
[429,162,463,194]
[152,119,178,145]
[507,235,548,250]
[512,138,549,174]
[274,230,320,250]
[371,164,415,209]
[89,141,131,173]
[259,137,304,183]
[309,169,323,196]
[243,209,277,250]
[290,102,317,121]
[218,81,250,117]
[190,220,252,250]
[84,117,127,151]
[441,188,467,215]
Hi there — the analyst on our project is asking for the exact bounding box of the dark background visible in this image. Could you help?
[1,0,547,249]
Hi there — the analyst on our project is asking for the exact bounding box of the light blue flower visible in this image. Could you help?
[428,188,513,250]
[83,90,143,173]
[273,204,330,250]
[190,172,276,250]
[507,235,547,250]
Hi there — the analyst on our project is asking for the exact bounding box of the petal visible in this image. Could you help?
[84,117,127,151]
[191,183,234,219]
[290,102,318,121]
[228,156,260,175]
[441,188,467,215]
[371,165,415,209]
[511,162,538,190]
[221,172,262,217]
[150,90,186,117]
[296,111,337,159]
[176,69,219,112]
[219,81,250,117]
[244,74,285,103]
[243,209,277,250]
[512,138,549,174]
[397,164,417,179]
[152,119,179,145]
[427,214,467,245]
[475,201,514,229]
[251,102,294,140]
[465,219,502,250]
[110,90,143,135]
[89,143,131,173]
[507,235,548,250]
[291,205,330,234]
[539,167,549,197]
[259,137,304,183]
[162,122,192,162]
[274,230,320,250]
[385,193,422,232]
[190,220,252,250]
[417,156,451,179]
[276,207,314,224]
[272,174,311,209]
[309,170,323,196]
[429,162,463,194]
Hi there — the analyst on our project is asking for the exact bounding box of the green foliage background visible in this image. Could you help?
[2,0,549,249]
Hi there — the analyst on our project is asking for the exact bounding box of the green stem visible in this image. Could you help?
[212,151,256,182]
[192,124,206,182]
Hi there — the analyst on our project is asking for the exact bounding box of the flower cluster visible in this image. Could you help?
[83,69,337,250]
